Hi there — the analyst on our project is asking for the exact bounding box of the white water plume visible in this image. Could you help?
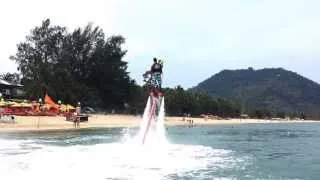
[132,96,151,144]
[133,96,168,146]
[155,97,166,144]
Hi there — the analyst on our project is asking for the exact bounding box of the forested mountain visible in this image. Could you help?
[191,68,320,118]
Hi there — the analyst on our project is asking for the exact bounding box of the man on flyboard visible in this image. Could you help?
[143,57,164,97]
[141,58,164,144]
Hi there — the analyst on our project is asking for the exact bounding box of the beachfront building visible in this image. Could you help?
[0,79,24,99]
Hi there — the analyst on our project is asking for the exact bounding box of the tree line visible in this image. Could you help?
[126,85,241,117]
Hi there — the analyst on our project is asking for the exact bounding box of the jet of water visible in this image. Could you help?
[156,97,166,144]
[129,96,168,146]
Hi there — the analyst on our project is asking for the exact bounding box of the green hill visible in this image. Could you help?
[190,68,320,118]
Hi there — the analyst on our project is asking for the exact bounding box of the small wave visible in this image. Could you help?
[0,139,44,157]
[0,139,248,180]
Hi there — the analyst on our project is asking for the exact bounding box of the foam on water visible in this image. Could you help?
[0,97,245,180]
[0,139,240,180]
[0,139,43,157]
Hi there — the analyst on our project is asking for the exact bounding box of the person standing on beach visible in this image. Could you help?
[0,93,3,118]
[58,100,62,115]
[75,102,81,128]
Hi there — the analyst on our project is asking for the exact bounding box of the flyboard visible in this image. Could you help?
[141,73,164,145]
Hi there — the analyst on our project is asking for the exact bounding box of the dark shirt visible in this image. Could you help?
[151,63,162,73]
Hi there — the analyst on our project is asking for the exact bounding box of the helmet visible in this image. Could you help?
[158,59,164,65]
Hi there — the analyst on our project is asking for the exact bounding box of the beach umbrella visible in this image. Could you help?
[66,104,75,110]
[0,101,7,107]
[18,102,33,108]
[62,104,75,111]
[4,101,15,106]
[9,102,21,107]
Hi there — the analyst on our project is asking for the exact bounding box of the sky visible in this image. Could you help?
[1,0,320,88]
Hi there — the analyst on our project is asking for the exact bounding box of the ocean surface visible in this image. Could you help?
[0,123,320,180]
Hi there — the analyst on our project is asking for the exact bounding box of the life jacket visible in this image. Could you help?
[151,63,162,73]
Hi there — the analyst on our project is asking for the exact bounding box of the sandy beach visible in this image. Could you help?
[0,114,319,132]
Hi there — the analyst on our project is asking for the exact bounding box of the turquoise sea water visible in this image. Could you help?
[0,123,320,180]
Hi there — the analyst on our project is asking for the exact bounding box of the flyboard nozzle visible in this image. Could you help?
[150,88,164,97]
[158,92,164,97]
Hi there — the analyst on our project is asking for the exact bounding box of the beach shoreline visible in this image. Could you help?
[0,114,319,132]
